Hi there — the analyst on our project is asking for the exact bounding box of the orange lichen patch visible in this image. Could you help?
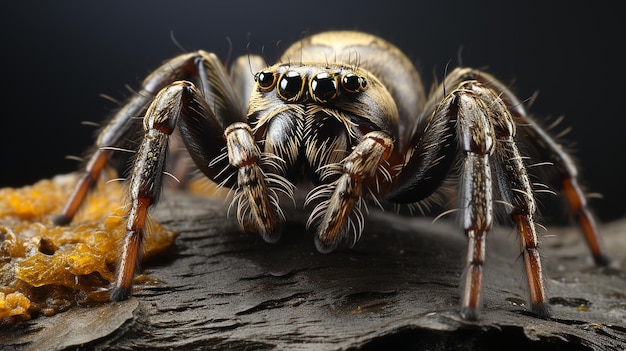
[0,174,177,324]
[0,292,30,318]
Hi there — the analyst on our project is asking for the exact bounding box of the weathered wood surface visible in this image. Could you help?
[2,191,625,350]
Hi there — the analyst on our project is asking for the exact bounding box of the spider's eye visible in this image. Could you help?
[341,73,367,93]
[310,72,338,103]
[277,70,305,102]
[254,69,277,91]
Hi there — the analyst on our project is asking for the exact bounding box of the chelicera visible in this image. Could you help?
[53,31,609,320]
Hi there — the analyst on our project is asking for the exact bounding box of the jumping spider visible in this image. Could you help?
[53,31,609,320]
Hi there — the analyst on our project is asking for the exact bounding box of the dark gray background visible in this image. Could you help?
[2,1,624,222]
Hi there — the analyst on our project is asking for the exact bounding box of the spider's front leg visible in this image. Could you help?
[388,68,552,320]
[53,50,246,226]
[106,53,271,300]
[461,75,610,267]
[451,73,550,320]
[111,56,288,299]
[111,80,231,300]
[495,88,611,266]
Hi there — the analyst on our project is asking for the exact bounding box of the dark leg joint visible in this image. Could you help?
[460,306,480,321]
[110,286,131,302]
[531,302,552,319]
[52,214,72,226]
[594,254,612,267]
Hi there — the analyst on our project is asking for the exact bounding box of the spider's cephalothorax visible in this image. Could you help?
[53,31,609,321]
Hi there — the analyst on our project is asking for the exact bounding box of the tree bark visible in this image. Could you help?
[2,190,625,350]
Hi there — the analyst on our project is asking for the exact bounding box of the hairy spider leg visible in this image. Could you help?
[562,177,608,265]
[387,67,553,320]
[481,75,610,266]
[454,88,496,321]
[516,116,610,266]
[54,50,246,225]
[453,79,551,320]
[485,100,554,319]
[458,75,552,320]
[52,93,151,225]
[497,137,552,319]
[111,80,232,300]
[110,84,179,301]
[110,53,269,300]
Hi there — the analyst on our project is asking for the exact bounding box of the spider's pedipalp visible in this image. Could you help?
[225,122,283,243]
[307,131,394,253]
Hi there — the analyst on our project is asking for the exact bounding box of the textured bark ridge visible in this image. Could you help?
[3,191,625,350]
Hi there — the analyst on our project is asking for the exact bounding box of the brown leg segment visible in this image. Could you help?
[454,87,495,321]
[497,133,551,318]
[562,177,610,266]
[519,120,610,266]
[461,228,486,320]
[514,213,551,318]
[52,149,110,225]
[110,197,150,301]
[458,152,493,321]
[109,122,169,300]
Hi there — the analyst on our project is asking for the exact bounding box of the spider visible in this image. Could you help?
[53,31,609,321]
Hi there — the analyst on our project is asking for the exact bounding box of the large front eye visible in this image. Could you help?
[309,72,338,103]
[277,70,305,102]
[341,73,367,93]
[254,69,277,91]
